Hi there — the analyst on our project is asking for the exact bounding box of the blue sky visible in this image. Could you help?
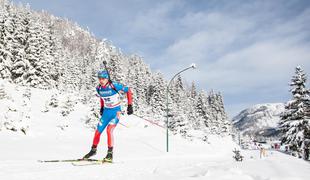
[12,0,310,117]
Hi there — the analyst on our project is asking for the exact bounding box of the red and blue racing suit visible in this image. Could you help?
[92,82,132,148]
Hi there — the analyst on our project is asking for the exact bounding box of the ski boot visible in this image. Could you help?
[103,147,113,163]
[83,145,97,159]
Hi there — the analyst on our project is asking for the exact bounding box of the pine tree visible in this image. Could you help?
[20,87,31,134]
[58,94,75,130]
[109,53,126,83]
[10,6,30,84]
[215,93,230,135]
[280,66,309,154]
[24,15,44,87]
[127,55,151,115]
[0,2,13,79]
[49,91,59,108]
[302,87,310,159]
[84,95,100,130]
[168,75,190,136]
[44,19,61,86]
[190,81,197,99]
[0,81,7,99]
[187,96,200,130]
[3,100,19,132]
[196,92,210,129]
[148,72,166,120]
[60,95,74,117]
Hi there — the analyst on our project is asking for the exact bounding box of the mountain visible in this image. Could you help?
[232,103,285,137]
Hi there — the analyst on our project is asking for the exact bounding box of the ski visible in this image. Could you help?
[71,160,116,166]
[38,158,100,163]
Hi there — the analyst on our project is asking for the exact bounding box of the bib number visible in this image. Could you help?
[103,94,121,108]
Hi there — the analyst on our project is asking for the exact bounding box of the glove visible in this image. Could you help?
[127,104,133,115]
[100,107,104,116]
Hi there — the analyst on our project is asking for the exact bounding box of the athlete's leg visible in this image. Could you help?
[92,130,101,147]
[104,111,121,162]
[106,111,121,148]
[84,109,117,159]
[91,110,112,147]
[107,125,116,147]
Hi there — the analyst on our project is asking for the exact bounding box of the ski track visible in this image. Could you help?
[1,151,309,180]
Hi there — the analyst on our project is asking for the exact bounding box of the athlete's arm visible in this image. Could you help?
[96,85,104,115]
[113,82,133,105]
[113,82,133,115]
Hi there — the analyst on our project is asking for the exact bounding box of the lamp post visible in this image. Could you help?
[166,63,196,152]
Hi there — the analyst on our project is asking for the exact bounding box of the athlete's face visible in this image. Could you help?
[99,78,108,86]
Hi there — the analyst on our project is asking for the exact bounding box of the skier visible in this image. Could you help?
[83,70,133,162]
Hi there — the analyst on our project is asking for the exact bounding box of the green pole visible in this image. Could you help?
[166,64,196,152]
[166,86,169,152]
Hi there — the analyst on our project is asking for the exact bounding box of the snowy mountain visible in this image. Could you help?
[232,103,285,137]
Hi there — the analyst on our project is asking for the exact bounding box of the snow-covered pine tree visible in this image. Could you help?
[3,100,19,132]
[43,90,58,112]
[177,99,191,137]
[127,55,151,115]
[108,53,126,84]
[60,94,74,117]
[148,72,166,121]
[196,91,210,129]
[186,82,201,130]
[84,95,100,130]
[169,75,183,103]
[280,66,309,153]
[50,92,59,108]
[24,15,47,87]
[190,81,197,99]
[10,5,31,85]
[20,86,31,134]
[215,93,230,135]
[187,98,200,130]
[58,94,75,130]
[206,90,230,135]
[0,1,13,80]
[44,19,61,87]
[302,86,310,159]
[0,81,7,99]
[207,90,218,133]
[2,84,29,133]
[168,75,190,137]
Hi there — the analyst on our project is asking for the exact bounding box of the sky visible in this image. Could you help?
[11,0,310,118]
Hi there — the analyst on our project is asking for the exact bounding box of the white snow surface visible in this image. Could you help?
[0,86,309,180]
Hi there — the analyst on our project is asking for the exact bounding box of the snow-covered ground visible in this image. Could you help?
[0,86,309,180]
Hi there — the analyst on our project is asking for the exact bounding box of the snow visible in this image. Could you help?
[0,87,309,180]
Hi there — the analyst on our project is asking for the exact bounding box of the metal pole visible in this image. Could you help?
[166,86,169,152]
[166,64,196,152]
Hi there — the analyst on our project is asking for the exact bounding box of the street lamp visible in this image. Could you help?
[166,63,196,152]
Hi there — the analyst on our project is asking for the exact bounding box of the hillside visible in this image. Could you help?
[232,103,285,137]
[0,0,230,138]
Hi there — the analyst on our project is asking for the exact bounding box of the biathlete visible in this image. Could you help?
[83,70,133,162]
